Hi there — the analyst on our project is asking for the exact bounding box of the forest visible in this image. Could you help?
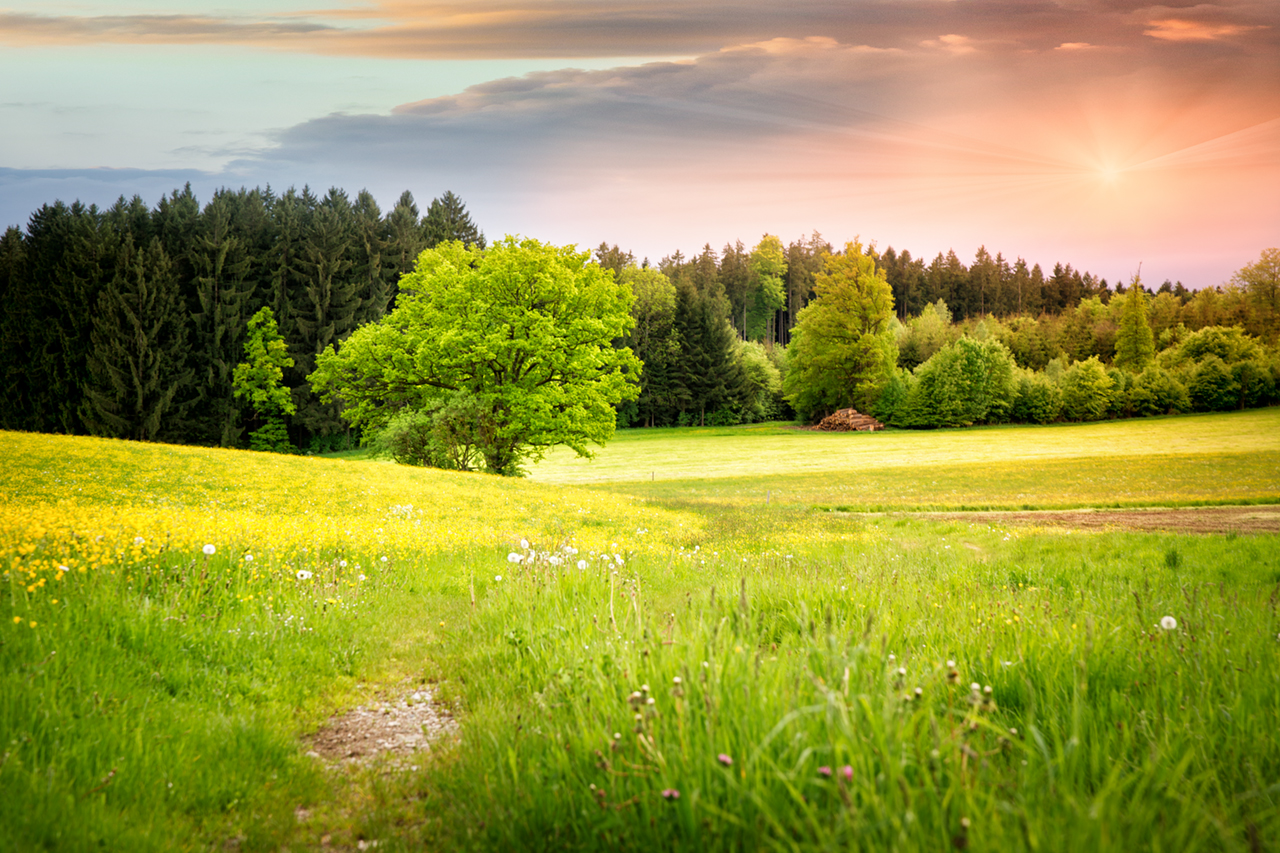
[1,183,1277,451]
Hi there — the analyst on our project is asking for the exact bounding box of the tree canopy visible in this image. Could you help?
[783,241,897,420]
[309,237,640,475]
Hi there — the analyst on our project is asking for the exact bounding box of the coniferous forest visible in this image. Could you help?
[1,184,1277,451]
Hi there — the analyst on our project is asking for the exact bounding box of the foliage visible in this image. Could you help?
[1113,277,1155,372]
[1009,367,1063,424]
[81,232,193,442]
[368,394,489,470]
[422,190,486,249]
[1126,366,1190,417]
[732,339,784,422]
[233,307,296,418]
[783,241,897,421]
[746,234,787,341]
[1231,247,1280,340]
[897,337,1017,428]
[310,237,640,475]
[1188,355,1240,412]
[1059,356,1115,421]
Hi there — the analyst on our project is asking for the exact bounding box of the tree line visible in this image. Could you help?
[604,237,1280,430]
[2,179,1276,451]
[0,185,483,450]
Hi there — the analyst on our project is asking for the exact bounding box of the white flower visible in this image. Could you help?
[339,559,348,568]
[613,555,624,565]
[358,574,367,581]
[57,565,69,573]
[577,559,588,570]
[520,538,530,550]
[133,536,145,546]
[494,575,502,582]
[549,556,562,566]
[673,676,682,685]
[970,682,981,691]
[244,554,253,562]
[202,543,216,556]
[380,556,388,563]
[1160,615,1178,631]
[507,552,522,563]
[296,570,314,580]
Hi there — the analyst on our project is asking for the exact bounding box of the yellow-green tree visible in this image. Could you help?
[783,241,897,421]
[1113,277,1155,373]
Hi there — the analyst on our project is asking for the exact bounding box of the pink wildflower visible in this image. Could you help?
[717,753,733,767]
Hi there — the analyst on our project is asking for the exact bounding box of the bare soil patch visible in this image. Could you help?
[928,505,1280,534]
[306,680,458,767]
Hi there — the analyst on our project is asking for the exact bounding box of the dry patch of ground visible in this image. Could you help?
[928,505,1280,535]
[307,680,458,767]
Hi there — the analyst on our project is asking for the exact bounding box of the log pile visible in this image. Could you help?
[812,408,885,432]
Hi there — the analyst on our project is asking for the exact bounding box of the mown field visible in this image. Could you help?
[3,412,1279,852]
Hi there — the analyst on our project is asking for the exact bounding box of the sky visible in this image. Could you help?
[2,1,1277,288]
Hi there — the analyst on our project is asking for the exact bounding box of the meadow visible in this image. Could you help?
[2,412,1279,851]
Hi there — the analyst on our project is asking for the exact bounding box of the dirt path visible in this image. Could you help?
[925,505,1280,534]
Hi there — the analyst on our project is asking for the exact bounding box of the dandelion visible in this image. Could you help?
[817,766,832,777]
[507,552,522,563]
[1160,615,1178,631]
[133,536,145,546]
[673,676,682,685]
[358,574,367,581]
[661,789,680,800]
[244,554,253,562]
[380,556,388,563]
[11,616,20,624]
[717,753,733,767]
[970,682,981,692]
[202,544,216,556]
[520,538,530,550]
[494,575,502,582]
[339,559,348,568]
[296,570,313,580]
[577,559,588,571]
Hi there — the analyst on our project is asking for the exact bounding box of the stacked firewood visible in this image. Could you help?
[812,408,885,432]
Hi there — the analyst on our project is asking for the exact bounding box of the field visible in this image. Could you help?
[3,411,1279,851]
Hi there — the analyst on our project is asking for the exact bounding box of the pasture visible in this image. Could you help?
[2,412,1279,851]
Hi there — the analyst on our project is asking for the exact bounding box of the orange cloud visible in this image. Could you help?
[1144,18,1266,42]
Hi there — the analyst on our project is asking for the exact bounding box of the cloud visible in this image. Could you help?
[2,1,1273,58]
[1143,17,1265,41]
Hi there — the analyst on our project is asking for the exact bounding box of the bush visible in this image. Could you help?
[1059,357,1115,421]
[1188,356,1240,412]
[1127,367,1190,417]
[898,337,1016,428]
[871,368,913,425]
[369,394,487,471]
[1009,369,1062,424]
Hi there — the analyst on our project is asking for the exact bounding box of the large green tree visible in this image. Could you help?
[1113,276,1155,373]
[309,237,640,475]
[783,241,897,421]
[233,306,296,452]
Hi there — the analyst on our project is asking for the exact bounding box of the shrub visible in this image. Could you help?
[1059,357,1115,421]
[1188,356,1240,412]
[1127,367,1190,417]
[898,337,1016,428]
[1009,369,1062,424]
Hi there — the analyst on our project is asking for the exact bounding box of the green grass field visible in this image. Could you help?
[3,412,1279,851]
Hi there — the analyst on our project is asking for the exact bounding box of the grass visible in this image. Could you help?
[3,412,1279,851]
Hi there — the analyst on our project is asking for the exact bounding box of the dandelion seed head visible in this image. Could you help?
[1160,615,1178,631]
[202,543,216,555]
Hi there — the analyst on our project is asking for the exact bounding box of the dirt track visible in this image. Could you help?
[928,505,1280,534]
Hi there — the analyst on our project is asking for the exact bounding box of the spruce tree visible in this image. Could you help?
[422,191,485,248]
[0,226,33,430]
[189,190,258,446]
[381,191,424,310]
[1114,276,1155,372]
[81,235,192,440]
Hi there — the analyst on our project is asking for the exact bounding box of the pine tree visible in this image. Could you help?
[81,235,193,440]
[291,188,360,441]
[422,191,485,248]
[0,226,33,430]
[351,189,390,325]
[381,191,424,310]
[1114,275,1155,372]
[188,190,259,446]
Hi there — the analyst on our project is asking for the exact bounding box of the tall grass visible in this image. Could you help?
[3,423,1278,851]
